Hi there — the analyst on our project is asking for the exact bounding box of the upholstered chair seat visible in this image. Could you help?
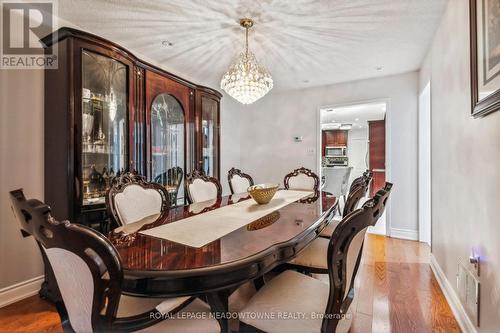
[239,270,353,333]
[319,195,370,239]
[289,182,379,273]
[228,167,254,194]
[290,202,365,269]
[288,237,329,270]
[288,212,367,269]
[319,216,342,238]
[289,181,369,271]
[186,170,222,203]
[110,294,190,318]
[107,173,169,226]
[284,167,320,191]
[43,244,219,333]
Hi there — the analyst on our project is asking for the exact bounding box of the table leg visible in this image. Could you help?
[206,290,230,333]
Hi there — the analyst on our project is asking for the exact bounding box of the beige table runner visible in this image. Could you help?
[139,190,312,248]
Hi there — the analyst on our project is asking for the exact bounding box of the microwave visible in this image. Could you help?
[325,146,347,157]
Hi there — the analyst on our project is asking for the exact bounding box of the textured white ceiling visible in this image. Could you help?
[57,0,447,91]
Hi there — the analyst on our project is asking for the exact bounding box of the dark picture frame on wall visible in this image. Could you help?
[470,0,500,118]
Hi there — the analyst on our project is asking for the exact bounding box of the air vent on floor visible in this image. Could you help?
[456,262,480,326]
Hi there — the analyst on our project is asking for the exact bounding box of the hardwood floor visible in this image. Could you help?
[0,295,62,333]
[0,235,460,333]
[350,235,460,333]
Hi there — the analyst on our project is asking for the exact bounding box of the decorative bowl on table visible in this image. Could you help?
[247,183,279,204]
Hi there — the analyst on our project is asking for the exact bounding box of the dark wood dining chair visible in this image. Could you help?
[106,172,169,226]
[339,170,372,213]
[284,167,320,191]
[154,166,184,206]
[319,180,369,238]
[185,169,222,204]
[287,183,393,274]
[227,167,254,194]
[348,170,372,194]
[239,184,392,333]
[9,189,220,333]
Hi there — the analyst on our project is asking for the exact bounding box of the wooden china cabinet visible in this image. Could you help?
[195,88,221,178]
[42,27,222,229]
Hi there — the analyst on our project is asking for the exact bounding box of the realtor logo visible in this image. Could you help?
[1,0,57,69]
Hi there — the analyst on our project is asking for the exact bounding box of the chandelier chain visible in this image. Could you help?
[245,26,249,57]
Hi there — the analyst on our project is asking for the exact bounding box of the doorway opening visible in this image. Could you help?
[319,100,389,236]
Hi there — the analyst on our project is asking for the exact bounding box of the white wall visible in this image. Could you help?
[237,72,419,235]
[219,95,242,195]
[418,82,432,246]
[419,0,500,331]
[0,69,45,289]
[0,4,76,293]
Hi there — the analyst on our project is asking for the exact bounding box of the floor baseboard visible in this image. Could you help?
[367,227,386,236]
[430,254,477,333]
[0,275,44,308]
[390,227,418,240]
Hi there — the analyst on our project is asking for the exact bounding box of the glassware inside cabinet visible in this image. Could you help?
[81,50,128,205]
[151,93,185,207]
[201,96,219,177]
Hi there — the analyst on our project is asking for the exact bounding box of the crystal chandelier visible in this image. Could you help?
[221,18,273,104]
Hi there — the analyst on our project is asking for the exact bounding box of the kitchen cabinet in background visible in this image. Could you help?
[322,130,348,156]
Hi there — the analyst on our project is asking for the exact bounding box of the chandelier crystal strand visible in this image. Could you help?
[221,19,273,104]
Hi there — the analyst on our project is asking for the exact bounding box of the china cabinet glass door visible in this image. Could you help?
[81,50,128,206]
[201,96,219,177]
[151,94,185,206]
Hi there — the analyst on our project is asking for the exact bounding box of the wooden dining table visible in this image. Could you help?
[108,190,337,331]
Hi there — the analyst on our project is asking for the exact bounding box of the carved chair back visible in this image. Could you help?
[227,167,254,194]
[154,166,183,205]
[9,189,123,333]
[106,172,169,226]
[348,170,372,194]
[322,182,392,333]
[370,182,393,222]
[154,166,183,187]
[363,170,373,190]
[283,167,319,191]
[185,169,222,204]
[341,181,368,217]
